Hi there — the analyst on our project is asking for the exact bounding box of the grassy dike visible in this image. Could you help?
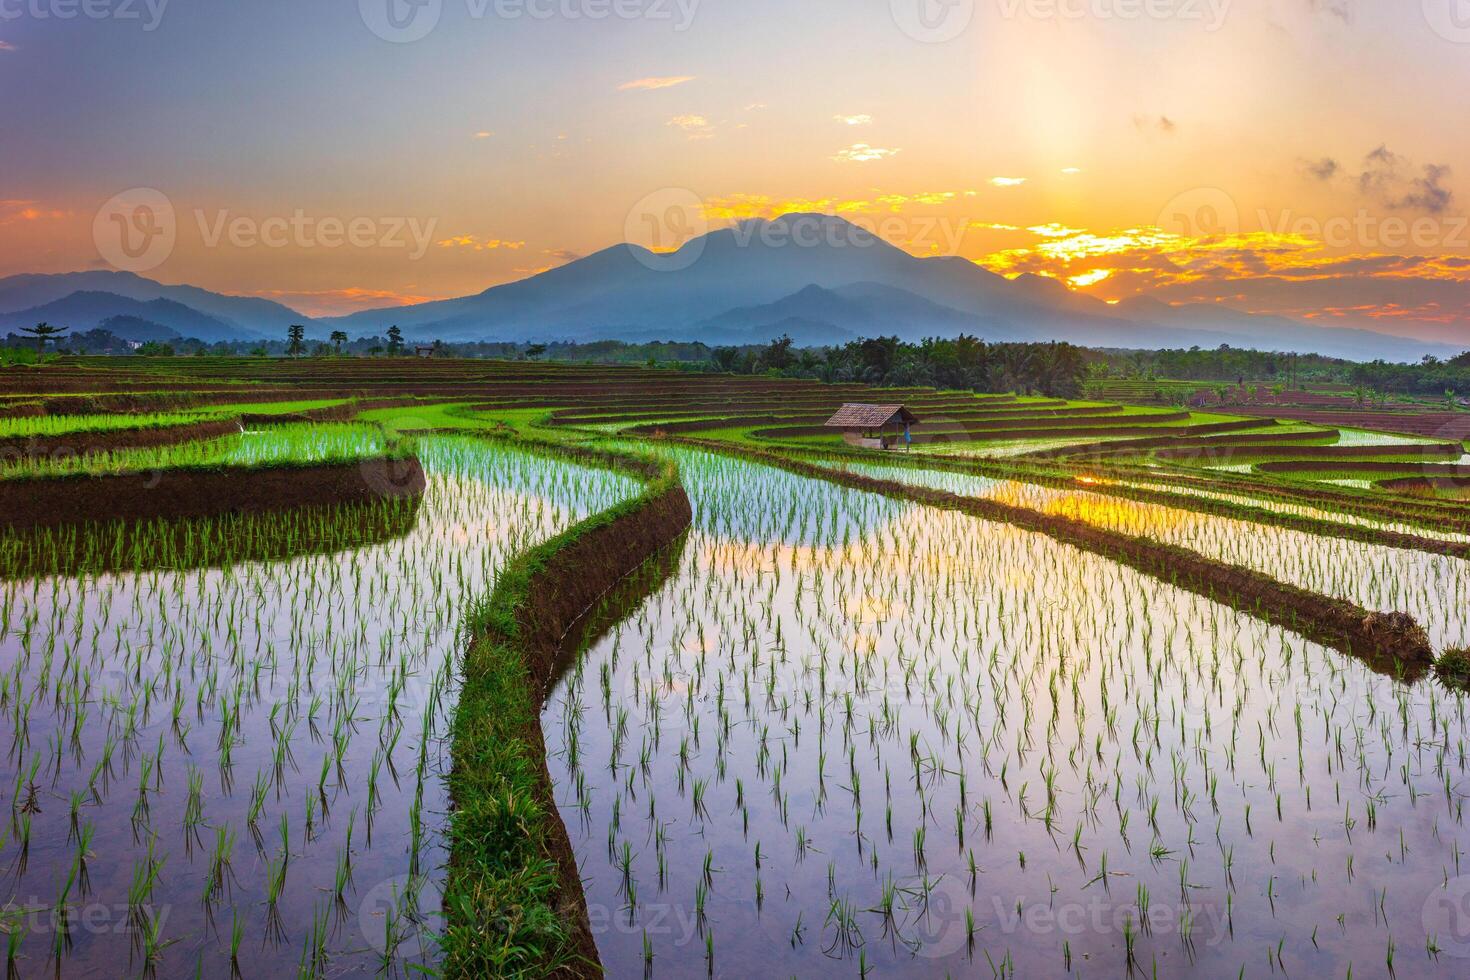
[442,436,692,978]
[0,447,425,530]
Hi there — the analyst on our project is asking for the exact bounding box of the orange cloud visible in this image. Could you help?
[436,235,526,251]
[701,195,871,221]
[0,200,68,224]
[250,287,439,318]
[700,191,973,221]
[979,221,1470,330]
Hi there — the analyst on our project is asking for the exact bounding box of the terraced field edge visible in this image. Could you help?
[444,440,692,978]
[0,454,426,530]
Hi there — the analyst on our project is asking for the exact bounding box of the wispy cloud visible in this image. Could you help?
[667,114,715,139]
[618,75,695,92]
[1306,146,1457,215]
[1302,157,1339,181]
[0,200,68,224]
[832,143,900,163]
[989,177,1026,187]
[1133,114,1177,136]
[436,235,526,251]
[703,190,976,221]
[0,40,16,52]
[1358,145,1454,215]
[834,114,873,126]
[472,131,494,140]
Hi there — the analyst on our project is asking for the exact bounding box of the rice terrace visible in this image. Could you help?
[0,349,1466,979]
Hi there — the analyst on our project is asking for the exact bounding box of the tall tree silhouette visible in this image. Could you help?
[19,322,67,355]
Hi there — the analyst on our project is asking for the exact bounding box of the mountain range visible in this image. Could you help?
[320,215,1460,361]
[1,216,1461,360]
[0,271,301,342]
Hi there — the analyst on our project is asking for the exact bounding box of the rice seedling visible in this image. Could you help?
[540,448,1470,975]
[0,433,639,974]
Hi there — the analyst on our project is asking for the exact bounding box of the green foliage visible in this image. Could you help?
[443,437,680,976]
[0,346,47,367]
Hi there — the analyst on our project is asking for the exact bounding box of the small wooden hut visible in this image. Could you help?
[824,403,919,451]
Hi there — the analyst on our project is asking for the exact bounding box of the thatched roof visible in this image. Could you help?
[824,403,919,429]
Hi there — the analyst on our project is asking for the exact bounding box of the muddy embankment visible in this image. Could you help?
[0,495,424,579]
[1158,442,1465,464]
[0,418,242,463]
[1023,425,1328,460]
[1378,476,1470,499]
[0,455,426,531]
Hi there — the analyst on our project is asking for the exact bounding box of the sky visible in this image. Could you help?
[1,0,1468,341]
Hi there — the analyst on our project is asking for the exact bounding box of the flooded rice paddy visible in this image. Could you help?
[827,460,1470,651]
[544,450,1470,977]
[0,436,636,976]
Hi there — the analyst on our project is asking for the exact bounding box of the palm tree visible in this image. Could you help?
[330,330,349,355]
[19,322,67,354]
[286,324,306,358]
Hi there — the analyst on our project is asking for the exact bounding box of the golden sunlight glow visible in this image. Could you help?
[1068,269,1113,288]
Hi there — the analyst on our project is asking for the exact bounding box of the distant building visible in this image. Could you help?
[415,345,436,359]
[824,403,919,451]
